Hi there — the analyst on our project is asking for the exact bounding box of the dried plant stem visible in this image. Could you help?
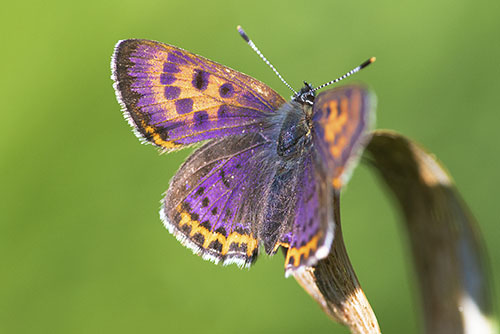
[367,131,496,334]
[292,130,497,334]
[293,192,381,334]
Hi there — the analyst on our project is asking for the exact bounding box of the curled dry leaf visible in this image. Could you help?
[293,130,497,334]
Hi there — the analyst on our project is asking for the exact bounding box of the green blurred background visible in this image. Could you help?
[1,0,499,333]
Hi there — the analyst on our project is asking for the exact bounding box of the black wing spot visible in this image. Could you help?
[200,220,211,230]
[209,240,223,252]
[192,233,205,245]
[219,169,230,188]
[215,226,227,238]
[194,187,205,198]
[192,69,209,91]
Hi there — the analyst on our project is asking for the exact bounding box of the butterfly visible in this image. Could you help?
[111,27,375,276]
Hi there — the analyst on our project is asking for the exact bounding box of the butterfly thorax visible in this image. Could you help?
[277,101,312,159]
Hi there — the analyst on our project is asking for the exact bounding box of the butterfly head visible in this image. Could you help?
[292,81,316,106]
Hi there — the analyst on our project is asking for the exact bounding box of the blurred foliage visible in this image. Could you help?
[1,0,499,333]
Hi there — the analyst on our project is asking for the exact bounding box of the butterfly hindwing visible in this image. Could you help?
[163,133,275,267]
[283,151,333,274]
[312,85,375,189]
[111,39,285,150]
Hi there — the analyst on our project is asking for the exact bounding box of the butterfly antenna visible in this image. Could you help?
[237,25,297,95]
[312,57,376,92]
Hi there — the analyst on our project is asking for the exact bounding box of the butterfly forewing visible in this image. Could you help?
[112,39,286,150]
[312,85,375,189]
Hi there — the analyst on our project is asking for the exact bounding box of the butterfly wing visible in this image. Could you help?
[312,85,375,189]
[281,151,334,275]
[282,85,375,274]
[111,39,286,150]
[163,132,276,267]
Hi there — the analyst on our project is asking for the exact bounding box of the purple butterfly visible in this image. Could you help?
[111,27,375,276]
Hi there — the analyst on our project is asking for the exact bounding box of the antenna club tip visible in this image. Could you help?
[359,56,376,69]
[237,25,250,42]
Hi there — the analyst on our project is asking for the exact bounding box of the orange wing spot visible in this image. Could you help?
[272,241,290,253]
[284,235,320,268]
[334,101,348,131]
[321,100,349,159]
[142,123,181,149]
[323,100,338,144]
[224,232,258,257]
[146,58,166,72]
[176,206,258,257]
[329,136,346,158]
[332,166,345,189]
[332,177,342,189]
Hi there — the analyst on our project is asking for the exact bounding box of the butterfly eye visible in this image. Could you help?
[292,82,315,105]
